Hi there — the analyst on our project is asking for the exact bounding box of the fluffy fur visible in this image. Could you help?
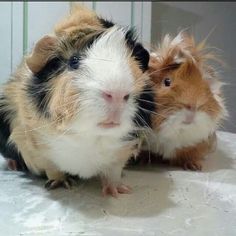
[0,5,153,196]
[140,32,227,170]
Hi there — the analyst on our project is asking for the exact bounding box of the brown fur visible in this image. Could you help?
[145,33,226,170]
[1,4,150,189]
[54,4,103,37]
[26,35,59,74]
[1,6,104,178]
[172,133,217,170]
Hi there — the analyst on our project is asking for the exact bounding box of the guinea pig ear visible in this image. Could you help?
[26,35,58,74]
[125,29,150,72]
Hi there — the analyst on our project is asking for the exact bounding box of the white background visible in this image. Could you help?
[0,1,151,83]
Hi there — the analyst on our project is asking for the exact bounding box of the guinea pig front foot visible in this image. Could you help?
[171,156,203,171]
[102,183,132,198]
[183,160,202,171]
[6,159,18,171]
[44,177,73,190]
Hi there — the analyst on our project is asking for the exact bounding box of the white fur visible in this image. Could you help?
[70,26,137,136]
[170,33,183,47]
[154,32,195,64]
[207,79,228,118]
[146,110,218,159]
[147,32,227,160]
[44,131,131,178]
[43,27,138,182]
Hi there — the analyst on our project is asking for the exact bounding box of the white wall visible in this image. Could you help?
[0,1,151,84]
[27,2,70,52]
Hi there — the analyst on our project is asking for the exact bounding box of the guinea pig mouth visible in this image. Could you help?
[98,122,120,129]
[182,112,195,125]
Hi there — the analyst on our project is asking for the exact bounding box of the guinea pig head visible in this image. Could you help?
[149,32,227,136]
[26,26,150,136]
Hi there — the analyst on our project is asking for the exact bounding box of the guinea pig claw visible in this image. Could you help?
[102,185,118,198]
[45,178,73,190]
[183,161,202,171]
[117,184,132,194]
[102,184,132,198]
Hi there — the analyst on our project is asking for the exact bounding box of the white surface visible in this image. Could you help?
[0,131,236,236]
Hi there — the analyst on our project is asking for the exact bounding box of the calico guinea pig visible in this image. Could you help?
[138,32,227,170]
[0,5,154,197]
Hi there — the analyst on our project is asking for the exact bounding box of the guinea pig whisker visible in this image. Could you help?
[144,101,173,110]
[20,117,66,134]
[30,126,74,147]
[134,112,152,131]
[18,106,80,134]
[137,106,158,116]
[55,126,74,140]
[136,65,174,86]
[136,106,169,120]
[139,130,152,161]
[29,87,53,95]
[138,88,156,93]
[136,98,171,109]
[133,116,154,158]
[88,57,114,62]
[146,64,180,78]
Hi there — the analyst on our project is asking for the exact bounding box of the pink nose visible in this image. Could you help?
[102,91,130,103]
[184,104,196,111]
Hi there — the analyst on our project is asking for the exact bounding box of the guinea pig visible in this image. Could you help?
[138,32,227,170]
[0,5,154,197]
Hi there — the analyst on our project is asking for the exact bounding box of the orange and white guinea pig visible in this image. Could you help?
[139,32,227,170]
[0,5,154,197]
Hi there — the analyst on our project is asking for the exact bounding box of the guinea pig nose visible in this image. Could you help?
[102,91,130,103]
[184,104,196,111]
[102,92,113,102]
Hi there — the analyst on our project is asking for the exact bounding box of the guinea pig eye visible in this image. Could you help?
[163,78,171,87]
[69,55,79,70]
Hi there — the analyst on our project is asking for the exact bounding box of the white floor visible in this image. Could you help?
[0,131,236,236]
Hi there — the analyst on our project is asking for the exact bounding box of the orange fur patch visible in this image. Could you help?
[149,33,222,130]
[146,33,225,169]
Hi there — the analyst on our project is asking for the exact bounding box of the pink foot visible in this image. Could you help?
[6,159,18,171]
[183,161,202,171]
[102,183,132,198]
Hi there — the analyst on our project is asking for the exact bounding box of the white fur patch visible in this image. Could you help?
[71,26,137,136]
[43,27,138,180]
[208,78,228,118]
[147,110,218,159]
[170,33,183,47]
[44,132,129,178]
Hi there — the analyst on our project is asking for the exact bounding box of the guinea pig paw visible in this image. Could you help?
[102,183,132,198]
[183,161,202,171]
[6,159,18,171]
[44,178,73,190]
